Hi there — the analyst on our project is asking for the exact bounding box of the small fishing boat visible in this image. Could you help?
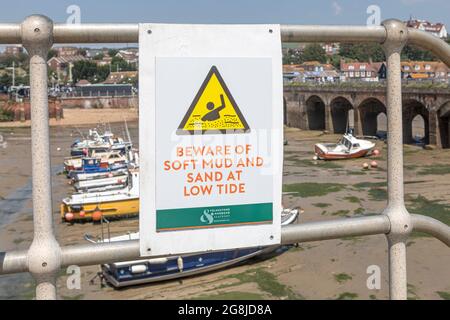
[61,170,139,222]
[64,151,128,173]
[314,132,375,160]
[72,172,129,192]
[67,158,128,179]
[70,130,132,157]
[94,208,299,288]
[71,168,129,182]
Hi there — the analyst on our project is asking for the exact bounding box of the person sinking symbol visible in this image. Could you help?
[201,94,226,122]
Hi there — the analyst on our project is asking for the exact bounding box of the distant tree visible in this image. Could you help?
[47,49,58,60]
[282,48,303,65]
[72,60,110,83]
[329,55,342,69]
[77,48,87,57]
[92,53,104,61]
[0,73,12,87]
[339,43,385,62]
[108,49,119,57]
[302,44,327,63]
[111,56,136,72]
[0,53,29,68]
[402,45,436,61]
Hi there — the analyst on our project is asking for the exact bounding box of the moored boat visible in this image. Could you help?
[61,170,139,222]
[67,158,128,179]
[314,132,375,160]
[95,208,300,288]
[73,172,129,192]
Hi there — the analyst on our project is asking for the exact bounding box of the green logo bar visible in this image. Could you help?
[156,202,273,232]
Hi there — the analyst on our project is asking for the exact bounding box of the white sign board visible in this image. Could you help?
[139,24,283,256]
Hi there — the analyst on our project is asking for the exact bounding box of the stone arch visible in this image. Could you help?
[330,96,353,134]
[305,95,325,130]
[438,101,450,148]
[403,99,429,145]
[358,98,387,136]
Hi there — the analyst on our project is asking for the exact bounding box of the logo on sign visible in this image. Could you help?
[200,209,214,225]
[177,65,250,135]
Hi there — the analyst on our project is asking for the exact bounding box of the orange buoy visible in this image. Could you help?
[363,162,369,170]
[92,208,102,222]
[372,149,380,156]
[371,161,378,168]
[79,210,86,218]
[65,212,74,222]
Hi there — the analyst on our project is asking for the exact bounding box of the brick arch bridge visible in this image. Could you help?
[284,85,450,148]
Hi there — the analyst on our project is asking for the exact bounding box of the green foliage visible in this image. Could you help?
[72,60,109,84]
[47,49,57,60]
[0,73,12,87]
[224,268,302,299]
[108,49,119,57]
[334,273,352,283]
[407,195,450,226]
[402,45,436,61]
[283,182,345,197]
[0,108,14,122]
[336,292,358,300]
[339,43,385,62]
[283,48,303,65]
[0,53,29,69]
[436,291,450,300]
[302,44,327,63]
[92,53,104,61]
[417,164,450,175]
[111,56,137,72]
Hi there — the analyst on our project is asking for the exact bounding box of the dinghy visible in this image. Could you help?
[314,132,375,160]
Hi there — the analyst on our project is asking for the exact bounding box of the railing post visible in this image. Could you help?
[381,19,412,300]
[21,15,61,300]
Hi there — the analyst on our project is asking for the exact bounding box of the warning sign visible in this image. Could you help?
[139,23,283,257]
[177,66,250,135]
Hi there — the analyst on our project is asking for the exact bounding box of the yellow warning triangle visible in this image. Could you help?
[177,66,250,135]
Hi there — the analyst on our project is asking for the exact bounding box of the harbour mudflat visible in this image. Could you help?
[0,118,449,300]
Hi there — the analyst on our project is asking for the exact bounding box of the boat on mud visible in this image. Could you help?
[64,150,128,172]
[61,169,139,222]
[70,129,132,157]
[72,172,129,192]
[314,132,375,160]
[90,208,300,288]
[66,158,128,179]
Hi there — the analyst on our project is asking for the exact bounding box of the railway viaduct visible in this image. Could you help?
[283,84,450,148]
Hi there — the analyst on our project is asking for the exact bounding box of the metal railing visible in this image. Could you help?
[0,15,450,300]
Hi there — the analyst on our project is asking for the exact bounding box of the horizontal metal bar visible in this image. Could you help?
[53,24,138,44]
[0,215,390,274]
[0,22,449,69]
[0,24,21,44]
[60,239,140,267]
[0,249,28,275]
[281,215,390,244]
[280,25,387,43]
[411,214,450,246]
[1,214,449,276]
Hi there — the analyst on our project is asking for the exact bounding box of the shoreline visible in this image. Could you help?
[0,108,138,128]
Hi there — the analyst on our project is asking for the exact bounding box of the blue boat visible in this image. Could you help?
[92,208,300,288]
[67,158,127,179]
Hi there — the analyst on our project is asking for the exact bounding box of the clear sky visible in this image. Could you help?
[0,0,448,26]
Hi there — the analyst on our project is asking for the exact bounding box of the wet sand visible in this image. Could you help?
[0,116,449,300]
